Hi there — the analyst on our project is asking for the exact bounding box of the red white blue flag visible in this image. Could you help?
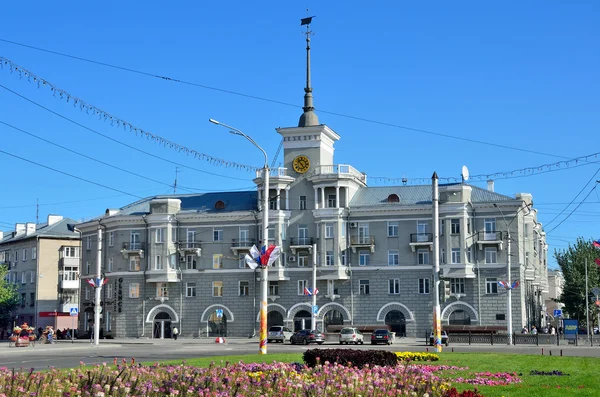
[86,279,96,288]
[593,239,600,248]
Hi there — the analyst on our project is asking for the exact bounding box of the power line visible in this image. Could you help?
[546,183,599,235]
[0,47,567,160]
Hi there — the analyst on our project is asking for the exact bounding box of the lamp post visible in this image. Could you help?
[209,118,269,354]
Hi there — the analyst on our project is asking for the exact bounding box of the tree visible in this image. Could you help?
[554,238,600,325]
[0,264,19,329]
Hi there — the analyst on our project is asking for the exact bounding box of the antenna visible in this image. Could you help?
[36,198,39,224]
[461,165,470,183]
[173,167,180,194]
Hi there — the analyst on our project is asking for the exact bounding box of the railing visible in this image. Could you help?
[231,239,256,247]
[178,241,202,249]
[477,231,503,241]
[350,236,375,245]
[410,233,433,243]
[289,237,315,246]
[122,242,144,250]
[312,164,367,183]
[255,167,289,179]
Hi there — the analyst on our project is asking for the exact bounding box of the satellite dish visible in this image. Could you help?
[461,165,470,182]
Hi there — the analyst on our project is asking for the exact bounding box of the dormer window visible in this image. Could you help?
[215,200,225,210]
[387,194,400,203]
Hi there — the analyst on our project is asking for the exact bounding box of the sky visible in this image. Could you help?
[0,1,598,269]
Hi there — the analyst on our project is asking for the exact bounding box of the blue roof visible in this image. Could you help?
[349,184,514,207]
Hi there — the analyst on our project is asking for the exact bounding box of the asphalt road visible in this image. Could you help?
[1,337,599,370]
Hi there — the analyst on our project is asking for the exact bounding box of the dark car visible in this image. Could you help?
[290,329,325,345]
[370,329,394,345]
[429,331,449,346]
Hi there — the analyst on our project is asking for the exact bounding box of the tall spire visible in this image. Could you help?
[298,15,319,127]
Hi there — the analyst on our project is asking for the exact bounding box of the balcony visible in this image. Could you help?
[441,263,476,279]
[230,239,257,254]
[317,265,350,282]
[409,233,433,252]
[309,164,367,184]
[177,241,202,257]
[60,256,79,268]
[476,231,504,250]
[349,236,375,253]
[121,242,145,259]
[145,268,180,283]
[289,237,316,254]
[60,279,79,289]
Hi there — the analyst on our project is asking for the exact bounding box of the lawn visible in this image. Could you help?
[154,351,599,397]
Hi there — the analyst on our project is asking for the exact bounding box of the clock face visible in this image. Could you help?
[292,155,310,174]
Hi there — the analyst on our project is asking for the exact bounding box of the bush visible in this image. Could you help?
[443,388,485,397]
[303,348,398,369]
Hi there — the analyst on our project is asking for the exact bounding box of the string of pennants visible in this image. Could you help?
[86,277,108,288]
[304,287,319,296]
[0,56,258,172]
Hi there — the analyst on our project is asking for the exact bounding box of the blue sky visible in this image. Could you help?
[0,1,598,268]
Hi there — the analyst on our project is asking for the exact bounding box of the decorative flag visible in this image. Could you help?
[86,279,96,288]
[510,280,520,289]
[101,278,109,286]
[314,288,319,295]
[301,16,314,25]
[593,240,600,248]
[304,287,312,296]
[245,254,258,270]
[247,244,281,269]
[595,258,600,267]
[498,281,508,289]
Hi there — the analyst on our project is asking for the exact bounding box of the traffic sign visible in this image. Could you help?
[312,305,318,314]
[216,309,223,318]
[592,287,600,296]
[69,308,79,317]
[553,309,562,318]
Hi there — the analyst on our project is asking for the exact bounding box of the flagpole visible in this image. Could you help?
[311,243,317,330]
[94,223,102,346]
[586,257,590,344]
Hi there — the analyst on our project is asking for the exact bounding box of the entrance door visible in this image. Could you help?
[385,310,406,337]
[323,310,344,332]
[268,311,284,328]
[449,310,471,325]
[208,312,227,337]
[293,310,312,331]
[153,312,172,339]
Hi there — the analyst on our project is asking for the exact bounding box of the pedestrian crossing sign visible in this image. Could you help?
[70,308,78,316]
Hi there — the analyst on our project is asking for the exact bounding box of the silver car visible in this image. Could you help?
[268,325,293,343]
[339,327,364,345]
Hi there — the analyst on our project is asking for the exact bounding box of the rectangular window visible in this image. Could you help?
[63,267,77,281]
[210,281,222,297]
[451,219,460,234]
[451,278,465,294]
[213,229,223,242]
[30,270,35,283]
[388,250,399,266]
[239,228,250,245]
[21,293,25,306]
[21,272,26,284]
[107,257,113,272]
[326,251,334,266]
[486,278,498,294]
[129,283,140,298]
[467,246,472,262]
[484,218,497,240]
[299,195,307,210]
[86,236,91,250]
[129,257,141,271]
[359,279,370,295]
[186,229,196,248]
[298,225,308,245]
[22,248,27,261]
[239,281,249,296]
[212,254,223,269]
[157,283,168,298]
[298,280,308,295]
[109,232,114,247]
[440,219,445,236]
[298,254,307,267]
[485,247,497,264]
[341,222,346,238]
[155,255,163,270]
[451,248,461,264]
[388,221,399,237]
[186,255,197,270]
[359,251,370,266]
[238,254,246,269]
[86,261,91,274]
[186,282,196,297]
[130,231,141,250]
[64,247,79,257]
[389,279,400,294]
[155,228,164,243]
[418,249,430,265]
[106,283,113,299]
[29,292,35,306]
[269,281,279,296]
[31,247,36,260]
[328,194,337,208]
[419,278,430,294]
[341,250,347,266]
[440,248,446,264]
[325,223,334,238]
[85,288,90,300]
[105,311,112,332]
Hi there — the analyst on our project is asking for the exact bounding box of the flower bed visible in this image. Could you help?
[395,352,440,362]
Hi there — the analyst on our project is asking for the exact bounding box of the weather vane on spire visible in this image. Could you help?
[298,12,319,127]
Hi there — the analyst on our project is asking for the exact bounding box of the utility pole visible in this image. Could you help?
[94,224,102,346]
[585,258,590,344]
[311,244,317,330]
[432,172,442,352]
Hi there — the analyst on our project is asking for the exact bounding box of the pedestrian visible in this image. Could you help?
[521,326,528,334]
[550,326,556,335]
[89,323,94,344]
[531,326,538,335]
[173,327,179,340]
[47,326,55,344]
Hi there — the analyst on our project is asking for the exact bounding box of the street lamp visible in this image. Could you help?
[209,118,270,354]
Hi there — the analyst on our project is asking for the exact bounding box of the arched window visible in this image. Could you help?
[215,200,225,210]
[387,194,400,203]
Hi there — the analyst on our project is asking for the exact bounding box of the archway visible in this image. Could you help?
[208,312,227,337]
[293,310,312,331]
[449,309,471,325]
[385,310,406,337]
[323,309,344,331]
[268,311,284,328]
[153,312,172,339]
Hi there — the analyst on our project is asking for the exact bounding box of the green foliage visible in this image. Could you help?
[302,348,398,368]
[554,238,600,323]
[0,264,19,328]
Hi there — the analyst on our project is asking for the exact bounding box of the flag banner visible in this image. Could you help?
[101,278,109,286]
[314,287,319,295]
[266,246,281,266]
[304,287,312,296]
[301,16,314,25]
[498,281,508,289]
[245,254,258,270]
[511,280,520,289]
[593,240,600,248]
[595,258,600,266]
[86,279,96,288]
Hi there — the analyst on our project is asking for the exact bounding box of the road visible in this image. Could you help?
[1,337,599,370]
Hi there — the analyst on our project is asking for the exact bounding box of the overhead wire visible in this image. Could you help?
[546,182,599,235]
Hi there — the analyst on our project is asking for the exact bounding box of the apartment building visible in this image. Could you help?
[0,215,81,329]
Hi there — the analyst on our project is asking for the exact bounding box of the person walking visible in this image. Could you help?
[89,323,94,344]
[172,327,179,340]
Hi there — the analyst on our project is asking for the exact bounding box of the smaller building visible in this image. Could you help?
[545,269,565,324]
[0,215,81,330]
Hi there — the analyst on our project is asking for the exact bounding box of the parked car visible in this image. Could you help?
[290,329,325,345]
[429,331,449,346]
[370,329,394,345]
[339,327,364,345]
[268,325,293,343]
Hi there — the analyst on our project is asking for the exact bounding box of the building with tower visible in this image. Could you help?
[75,19,548,339]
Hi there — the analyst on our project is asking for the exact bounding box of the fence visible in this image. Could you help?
[426,332,600,346]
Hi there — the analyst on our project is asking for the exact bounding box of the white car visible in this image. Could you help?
[339,327,364,345]
[268,325,293,343]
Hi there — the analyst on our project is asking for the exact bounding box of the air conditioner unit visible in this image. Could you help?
[288,255,296,262]
[349,222,358,228]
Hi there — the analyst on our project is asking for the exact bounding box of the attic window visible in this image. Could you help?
[215,200,226,210]
[387,194,400,203]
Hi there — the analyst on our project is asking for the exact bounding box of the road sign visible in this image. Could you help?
[69,308,78,317]
[312,305,318,314]
[592,287,600,296]
[553,309,562,318]
[216,309,223,318]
